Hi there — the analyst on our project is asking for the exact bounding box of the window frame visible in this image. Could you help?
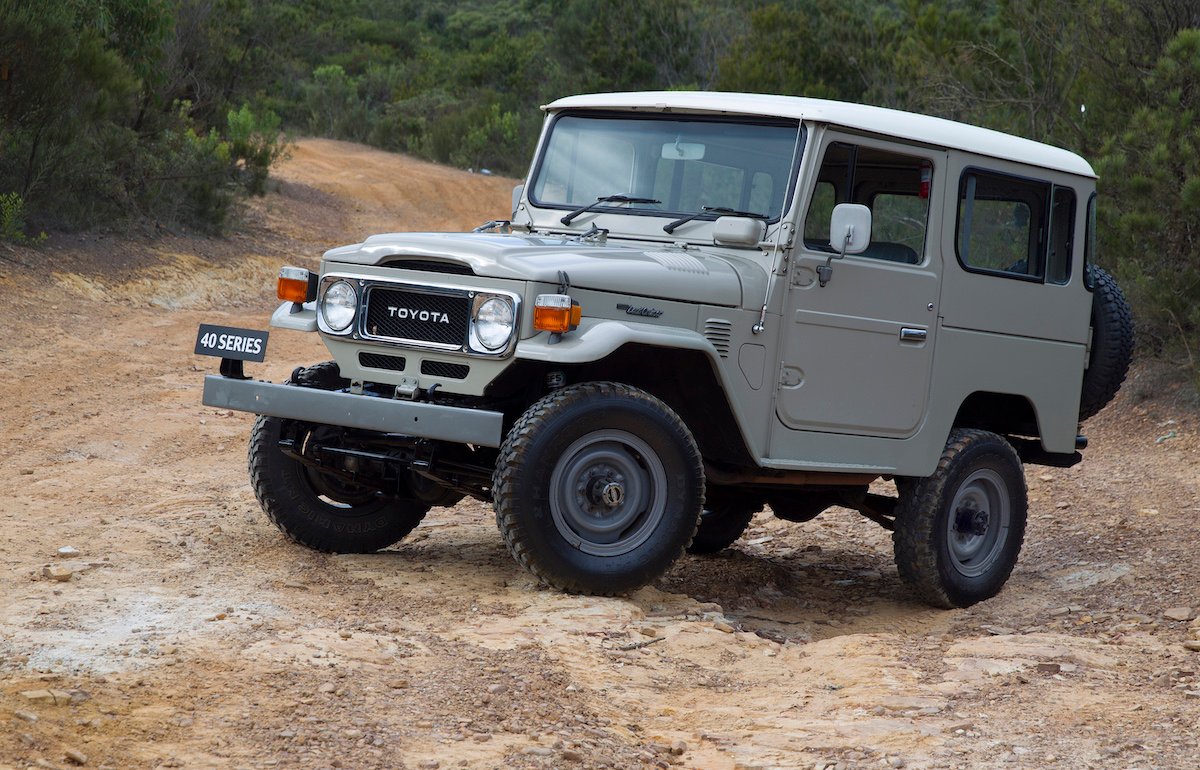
[1046,184,1076,286]
[954,166,1054,284]
[801,138,935,264]
[527,110,807,226]
[1083,192,1098,292]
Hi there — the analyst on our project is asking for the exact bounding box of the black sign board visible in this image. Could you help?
[194,324,269,362]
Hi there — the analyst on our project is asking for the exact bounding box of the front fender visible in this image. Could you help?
[270,301,318,332]
[514,319,720,364]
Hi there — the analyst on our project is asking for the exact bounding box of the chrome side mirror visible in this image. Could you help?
[819,203,872,287]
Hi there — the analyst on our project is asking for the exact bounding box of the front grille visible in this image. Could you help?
[359,352,406,371]
[363,287,470,348]
[421,360,470,379]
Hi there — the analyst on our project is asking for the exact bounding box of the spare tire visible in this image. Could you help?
[1079,266,1133,421]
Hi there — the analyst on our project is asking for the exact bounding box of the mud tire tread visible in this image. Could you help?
[247,363,427,554]
[687,497,760,555]
[493,382,704,595]
[892,429,1027,609]
[1079,266,1134,421]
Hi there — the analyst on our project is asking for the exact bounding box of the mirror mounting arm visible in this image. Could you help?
[818,226,853,288]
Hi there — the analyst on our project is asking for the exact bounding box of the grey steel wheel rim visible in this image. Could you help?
[945,468,1011,578]
[548,429,668,557]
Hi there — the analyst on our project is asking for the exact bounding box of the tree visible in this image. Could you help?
[1095,28,1200,371]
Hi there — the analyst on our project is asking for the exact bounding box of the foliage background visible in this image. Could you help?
[1,0,1198,380]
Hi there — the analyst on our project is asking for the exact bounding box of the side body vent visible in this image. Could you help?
[703,318,733,358]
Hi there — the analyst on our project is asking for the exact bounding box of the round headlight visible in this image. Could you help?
[474,297,514,350]
[321,280,358,332]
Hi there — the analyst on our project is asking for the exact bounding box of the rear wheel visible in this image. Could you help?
[892,429,1027,608]
[687,492,761,554]
[493,382,703,594]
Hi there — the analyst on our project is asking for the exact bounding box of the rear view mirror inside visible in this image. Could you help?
[662,140,705,161]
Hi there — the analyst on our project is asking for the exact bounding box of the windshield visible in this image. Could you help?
[530,113,803,224]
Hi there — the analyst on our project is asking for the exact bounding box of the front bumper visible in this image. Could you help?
[201,375,505,447]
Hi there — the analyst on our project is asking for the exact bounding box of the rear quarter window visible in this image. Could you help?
[956,170,1050,280]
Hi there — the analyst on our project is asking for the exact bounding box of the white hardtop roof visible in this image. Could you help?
[545,91,1095,179]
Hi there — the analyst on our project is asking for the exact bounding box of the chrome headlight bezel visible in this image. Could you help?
[319,279,358,333]
[469,295,515,352]
[315,272,520,357]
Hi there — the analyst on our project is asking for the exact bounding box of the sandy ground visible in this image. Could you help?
[2,138,1200,770]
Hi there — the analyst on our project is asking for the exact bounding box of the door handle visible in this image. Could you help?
[900,327,927,342]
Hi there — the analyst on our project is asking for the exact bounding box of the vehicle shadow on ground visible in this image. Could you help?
[340,522,948,643]
[661,546,948,642]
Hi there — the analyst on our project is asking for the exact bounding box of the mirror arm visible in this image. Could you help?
[817,226,853,288]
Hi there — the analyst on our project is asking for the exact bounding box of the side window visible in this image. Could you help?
[1047,186,1076,285]
[1084,193,1097,291]
[957,170,1050,280]
[803,141,931,264]
[803,181,836,243]
[872,193,929,256]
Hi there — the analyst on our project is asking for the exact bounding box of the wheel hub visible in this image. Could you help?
[954,503,990,536]
[599,480,625,508]
[944,468,1012,578]
[575,465,628,515]
[549,430,668,557]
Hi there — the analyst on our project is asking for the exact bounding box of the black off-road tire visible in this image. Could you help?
[493,382,704,595]
[892,429,1028,608]
[687,493,762,554]
[246,362,429,553]
[294,360,349,390]
[1079,265,1133,421]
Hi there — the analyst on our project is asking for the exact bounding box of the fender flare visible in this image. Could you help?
[515,319,720,364]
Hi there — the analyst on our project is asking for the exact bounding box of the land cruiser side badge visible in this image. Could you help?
[194,324,269,362]
[617,303,663,318]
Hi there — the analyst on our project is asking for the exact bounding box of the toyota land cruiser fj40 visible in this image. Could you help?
[201,92,1132,608]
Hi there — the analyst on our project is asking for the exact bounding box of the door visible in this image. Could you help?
[775,136,944,438]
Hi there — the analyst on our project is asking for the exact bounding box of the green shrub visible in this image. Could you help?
[227,104,291,196]
[0,193,46,243]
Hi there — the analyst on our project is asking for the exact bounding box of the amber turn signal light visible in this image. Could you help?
[533,293,582,333]
[277,266,317,303]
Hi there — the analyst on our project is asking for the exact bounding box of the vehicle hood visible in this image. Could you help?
[323,232,755,307]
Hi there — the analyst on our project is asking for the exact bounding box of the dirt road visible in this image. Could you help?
[3,139,1200,770]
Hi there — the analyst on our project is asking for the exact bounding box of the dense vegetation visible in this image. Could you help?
[1,0,1198,381]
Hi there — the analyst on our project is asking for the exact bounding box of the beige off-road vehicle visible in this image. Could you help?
[201,92,1132,608]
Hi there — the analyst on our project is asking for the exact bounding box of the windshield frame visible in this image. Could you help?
[527,110,806,229]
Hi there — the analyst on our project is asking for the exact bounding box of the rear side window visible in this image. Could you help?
[1084,193,1097,291]
[957,171,1048,279]
[957,170,1079,283]
[1047,186,1076,285]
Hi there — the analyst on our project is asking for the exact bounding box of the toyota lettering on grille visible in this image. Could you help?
[387,306,451,324]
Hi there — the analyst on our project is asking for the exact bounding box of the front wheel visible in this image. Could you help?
[247,366,430,553]
[892,429,1027,608]
[493,382,704,594]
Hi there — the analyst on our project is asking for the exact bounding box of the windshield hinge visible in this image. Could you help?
[773,222,795,275]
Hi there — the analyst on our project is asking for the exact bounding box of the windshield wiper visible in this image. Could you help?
[663,206,768,234]
[560,194,661,225]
